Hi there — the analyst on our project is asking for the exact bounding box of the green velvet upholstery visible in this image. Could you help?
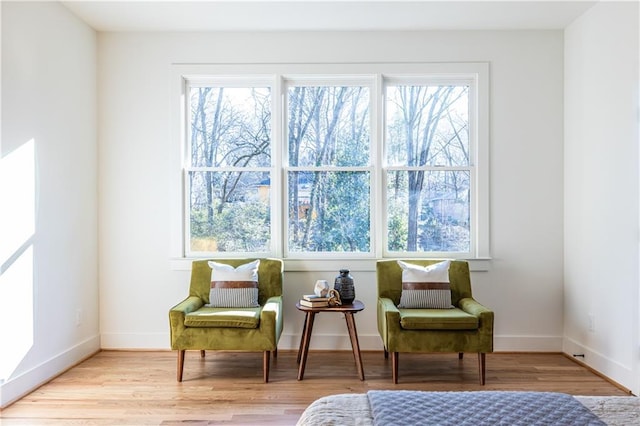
[376,259,494,384]
[399,308,479,330]
[169,258,284,382]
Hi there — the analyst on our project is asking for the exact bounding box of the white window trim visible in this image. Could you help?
[282,75,377,259]
[182,77,277,258]
[381,73,486,259]
[169,62,490,271]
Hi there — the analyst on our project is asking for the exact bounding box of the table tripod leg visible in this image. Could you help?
[345,313,365,380]
[297,312,316,380]
[296,313,308,364]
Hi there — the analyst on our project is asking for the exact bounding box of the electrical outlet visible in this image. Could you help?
[588,313,595,332]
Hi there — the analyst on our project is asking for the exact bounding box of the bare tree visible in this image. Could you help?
[190,87,271,241]
[301,87,347,248]
[287,86,369,251]
[288,87,324,244]
[393,85,466,251]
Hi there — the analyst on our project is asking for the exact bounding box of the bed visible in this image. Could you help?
[296,390,640,425]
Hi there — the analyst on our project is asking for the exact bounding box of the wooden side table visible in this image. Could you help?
[295,300,365,381]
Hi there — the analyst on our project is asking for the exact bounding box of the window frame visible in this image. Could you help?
[381,76,478,258]
[171,63,489,266]
[183,76,278,258]
[282,75,377,259]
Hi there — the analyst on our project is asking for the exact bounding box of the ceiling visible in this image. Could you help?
[61,0,599,32]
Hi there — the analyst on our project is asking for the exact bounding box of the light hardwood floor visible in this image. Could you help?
[0,350,631,425]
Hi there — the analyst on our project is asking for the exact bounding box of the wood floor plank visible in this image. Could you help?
[0,350,631,425]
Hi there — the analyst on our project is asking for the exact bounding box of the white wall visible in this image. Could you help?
[98,30,565,353]
[1,0,636,407]
[0,2,99,407]
[564,1,640,395]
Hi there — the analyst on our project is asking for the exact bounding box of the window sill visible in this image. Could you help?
[170,257,491,272]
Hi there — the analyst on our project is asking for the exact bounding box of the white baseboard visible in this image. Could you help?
[2,333,616,409]
[280,333,563,352]
[99,332,563,353]
[493,335,563,352]
[100,332,382,351]
[100,332,170,350]
[563,337,635,393]
[0,335,100,408]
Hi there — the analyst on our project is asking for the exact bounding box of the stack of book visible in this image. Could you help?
[299,294,330,308]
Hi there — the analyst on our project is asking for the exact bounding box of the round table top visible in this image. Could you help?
[295,299,365,313]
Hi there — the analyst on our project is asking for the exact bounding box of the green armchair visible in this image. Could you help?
[376,259,494,384]
[169,258,284,382]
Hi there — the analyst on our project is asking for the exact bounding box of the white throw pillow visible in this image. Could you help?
[206,259,260,308]
[397,260,453,309]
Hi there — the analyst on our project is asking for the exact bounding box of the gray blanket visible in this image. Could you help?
[367,391,605,425]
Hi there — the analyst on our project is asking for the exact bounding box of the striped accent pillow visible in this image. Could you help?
[206,260,260,308]
[397,260,453,309]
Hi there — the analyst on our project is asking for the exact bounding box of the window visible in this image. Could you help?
[286,83,371,255]
[384,81,472,256]
[186,83,272,255]
[179,64,488,260]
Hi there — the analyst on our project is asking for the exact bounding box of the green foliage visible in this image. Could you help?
[288,171,370,252]
[191,199,270,252]
[388,211,408,251]
[188,81,472,255]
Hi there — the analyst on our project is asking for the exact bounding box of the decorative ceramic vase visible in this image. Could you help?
[334,269,355,305]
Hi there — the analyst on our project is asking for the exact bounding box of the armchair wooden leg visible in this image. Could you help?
[263,351,270,383]
[384,347,389,359]
[391,352,399,384]
[458,352,464,360]
[177,350,185,382]
[274,347,278,359]
[478,353,486,385]
[200,350,205,358]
